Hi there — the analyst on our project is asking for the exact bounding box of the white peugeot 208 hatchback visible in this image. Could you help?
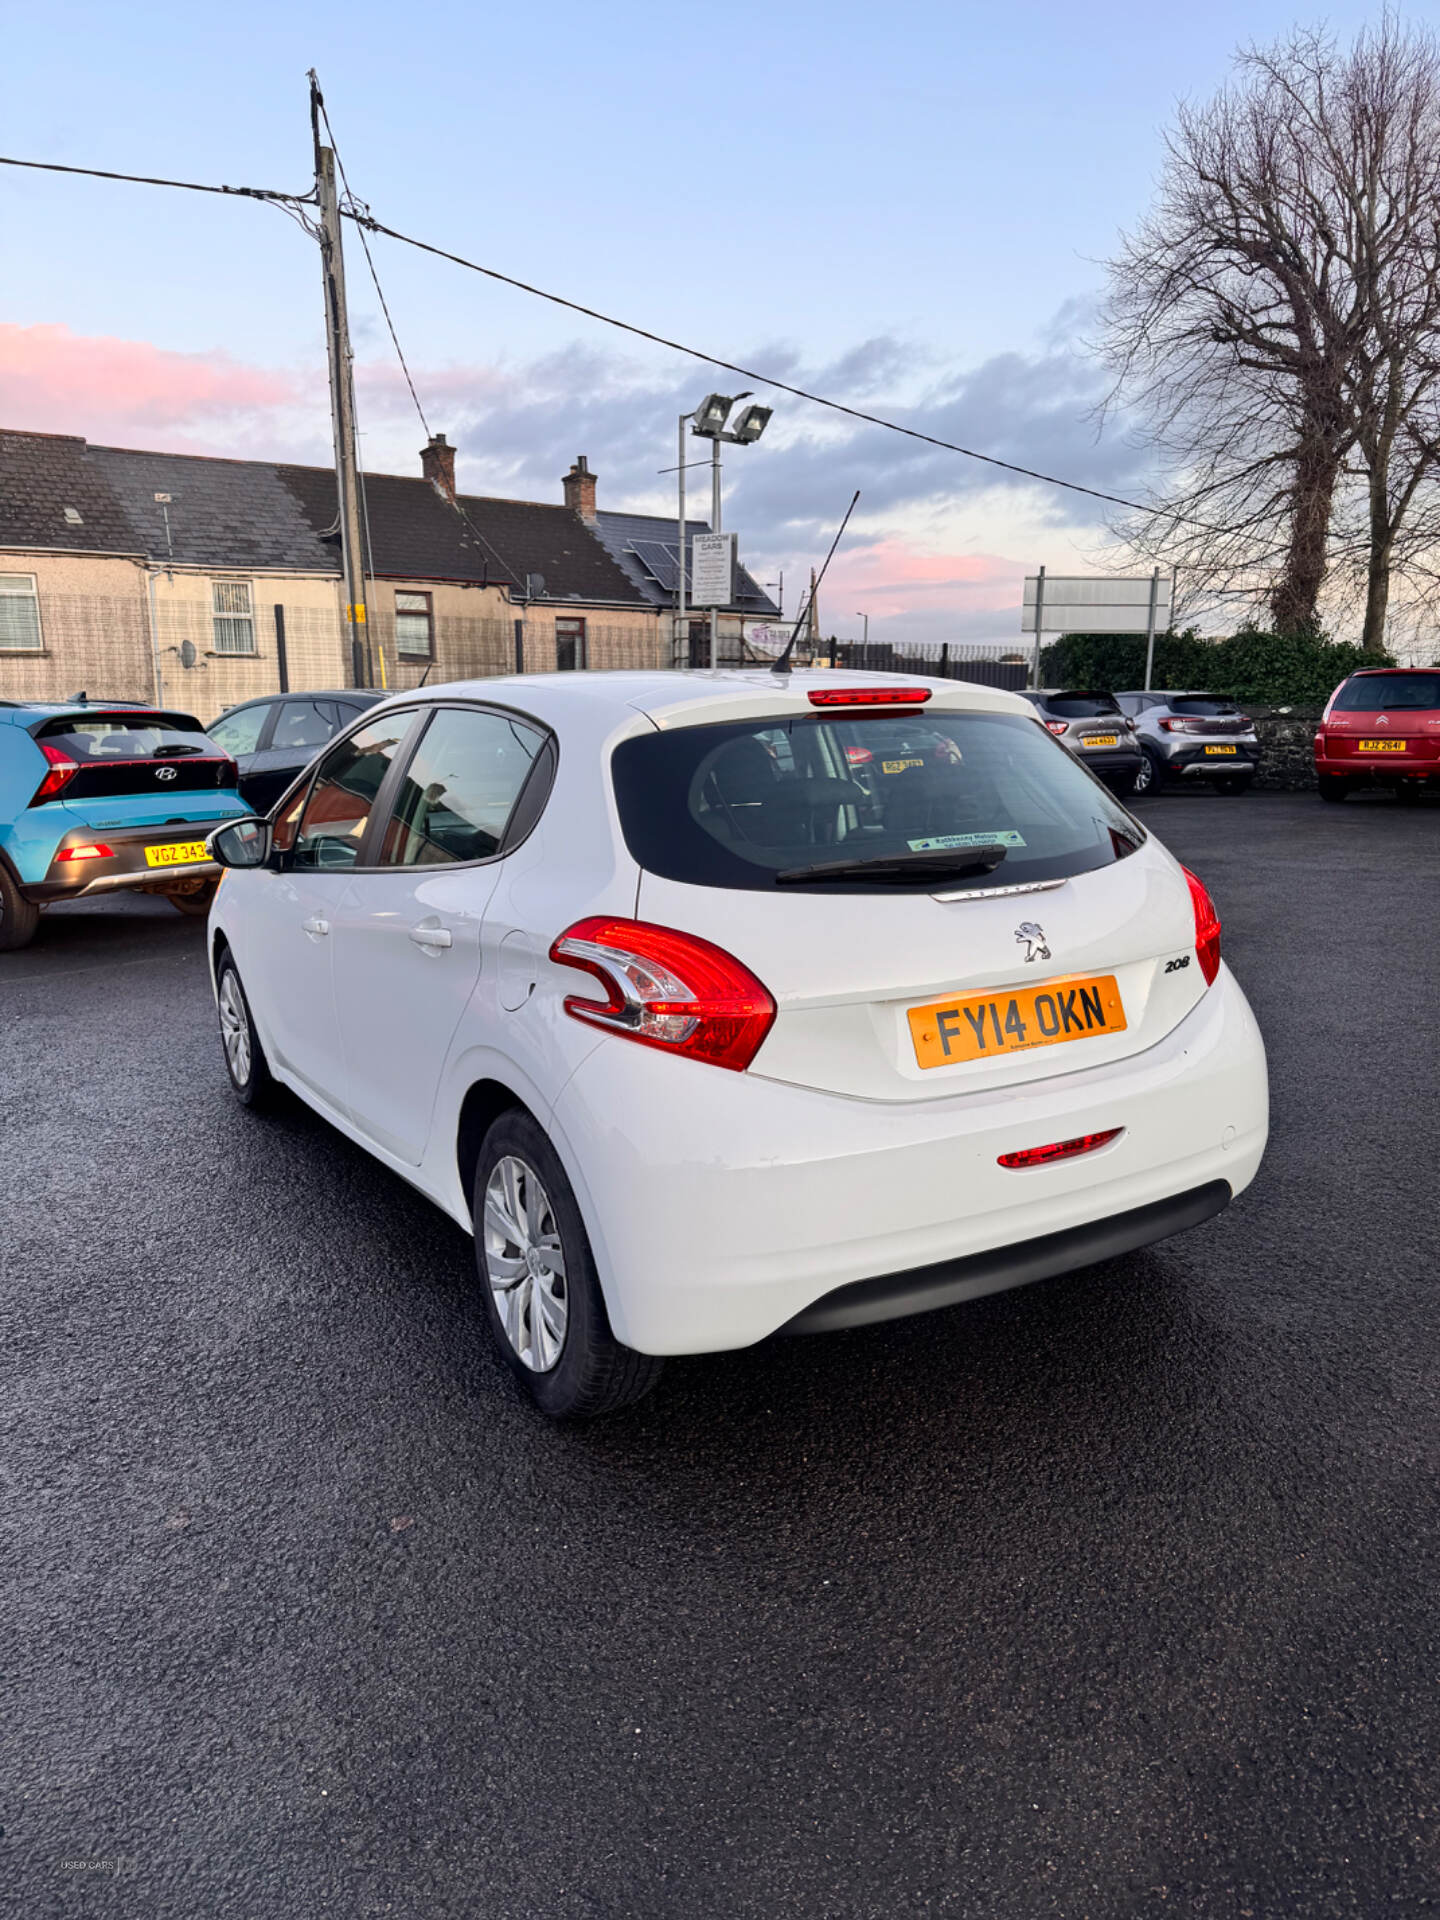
[206,669,1268,1417]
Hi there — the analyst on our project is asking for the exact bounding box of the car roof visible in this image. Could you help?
[0,698,191,724]
[365,667,1036,732]
[219,688,381,711]
[1116,689,1227,700]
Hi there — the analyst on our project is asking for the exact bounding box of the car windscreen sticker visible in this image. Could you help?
[907,830,1027,852]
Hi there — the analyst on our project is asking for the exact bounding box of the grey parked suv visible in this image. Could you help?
[1115,690,1260,797]
[1020,689,1144,796]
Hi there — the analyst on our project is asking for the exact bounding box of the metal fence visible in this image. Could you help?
[0,588,1032,721]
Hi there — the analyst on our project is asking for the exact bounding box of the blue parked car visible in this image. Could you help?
[0,698,251,951]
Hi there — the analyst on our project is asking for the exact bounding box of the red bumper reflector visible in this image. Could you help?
[807,686,931,706]
[998,1128,1123,1170]
[56,843,115,862]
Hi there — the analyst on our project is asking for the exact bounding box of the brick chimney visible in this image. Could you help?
[421,433,456,504]
[563,455,597,522]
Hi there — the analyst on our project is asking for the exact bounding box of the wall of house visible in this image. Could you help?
[3,555,675,722]
[0,552,153,706]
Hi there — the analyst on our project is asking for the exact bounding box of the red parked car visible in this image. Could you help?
[1314,668,1440,801]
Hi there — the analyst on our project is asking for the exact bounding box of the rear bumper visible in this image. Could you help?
[26,824,220,902]
[1073,746,1143,774]
[1162,743,1260,775]
[783,1180,1230,1333]
[549,964,1268,1355]
[1315,747,1439,781]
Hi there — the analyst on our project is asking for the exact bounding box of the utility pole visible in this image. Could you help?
[709,433,722,671]
[310,73,369,688]
[676,411,688,667]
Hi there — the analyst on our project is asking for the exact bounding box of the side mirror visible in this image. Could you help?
[208,817,272,869]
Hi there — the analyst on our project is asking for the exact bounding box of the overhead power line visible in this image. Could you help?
[0,143,1207,532]
[0,152,309,204]
[344,208,1211,531]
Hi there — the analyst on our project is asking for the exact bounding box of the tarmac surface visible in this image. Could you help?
[3,789,1439,1918]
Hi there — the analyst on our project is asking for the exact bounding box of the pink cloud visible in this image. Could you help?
[0,322,306,450]
[824,539,1022,619]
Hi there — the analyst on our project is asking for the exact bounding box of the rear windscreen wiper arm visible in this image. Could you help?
[775,846,1009,885]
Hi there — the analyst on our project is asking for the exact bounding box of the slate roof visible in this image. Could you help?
[0,431,651,608]
[594,509,780,617]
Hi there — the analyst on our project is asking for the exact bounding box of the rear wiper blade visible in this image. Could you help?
[775,846,1009,885]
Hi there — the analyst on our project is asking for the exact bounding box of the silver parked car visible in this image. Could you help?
[1115,691,1260,797]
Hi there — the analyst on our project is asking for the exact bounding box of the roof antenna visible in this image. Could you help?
[771,490,860,678]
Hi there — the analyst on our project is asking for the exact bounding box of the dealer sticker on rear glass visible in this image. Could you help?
[907,831,1027,852]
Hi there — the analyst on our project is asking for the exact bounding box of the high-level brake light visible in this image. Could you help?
[1182,867,1222,985]
[807,687,931,707]
[550,918,776,1072]
[998,1129,1123,1170]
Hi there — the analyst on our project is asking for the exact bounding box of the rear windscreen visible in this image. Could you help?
[611,709,1145,893]
[1332,673,1440,711]
[1168,696,1238,717]
[1045,693,1121,718]
[36,712,213,760]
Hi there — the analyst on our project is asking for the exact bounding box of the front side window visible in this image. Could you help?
[395,591,434,659]
[611,708,1144,894]
[212,580,256,655]
[1332,672,1440,711]
[0,573,42,651]
[380,707,544,866]
[209,703,271,757]
[555,617,586,672]
[272,699,336,753]
[291,713,414,870]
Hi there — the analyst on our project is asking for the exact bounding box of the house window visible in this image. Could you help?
[395,590,434,659]
[212,579,256,655]
[555,616,586,672]
[0,574,42,651]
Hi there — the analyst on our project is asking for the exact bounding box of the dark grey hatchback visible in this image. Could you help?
[207,689,383,812]
[1019,689,1144,797]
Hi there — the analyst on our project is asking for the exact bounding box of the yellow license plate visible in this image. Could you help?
[1357,739,1407,752]
[144,840,209,869]
[1204,744,1238,755]
[908,973,1127,1069]
[1084,734,1119,748]
[881,758,924,775]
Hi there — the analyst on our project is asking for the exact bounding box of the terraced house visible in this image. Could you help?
[0,430,777,720]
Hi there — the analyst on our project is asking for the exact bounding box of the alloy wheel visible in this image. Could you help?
[482,1155,569,1372]
[218,969,252,1087]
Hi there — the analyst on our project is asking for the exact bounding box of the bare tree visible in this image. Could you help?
[1101,18,1440,649]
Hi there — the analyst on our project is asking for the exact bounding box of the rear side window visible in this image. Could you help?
[1332,673,1440,711]
[1045,693,1121,718]
[291,714,414,870]
[379,707,544,866]
[37,711,211,760]
[1168,696,1238,717]
[209,704,271,757]
[611,709,1144,893]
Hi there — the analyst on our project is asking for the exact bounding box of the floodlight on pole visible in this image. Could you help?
[729,403,773,445]
[692,392,737,435]
[679,388,775,671]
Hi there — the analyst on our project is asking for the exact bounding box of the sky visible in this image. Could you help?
[0,0,1392,645]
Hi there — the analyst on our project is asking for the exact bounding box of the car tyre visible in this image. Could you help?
[1317,774,1351,803]
[1103,769,1141,799]
[1130,747,1164,798]
[474,1109,664,1419]
[0,863,40,952]
[215,952,275,1108]
[168,880,219,916]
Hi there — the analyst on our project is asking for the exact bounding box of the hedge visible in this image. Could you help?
[1039,628,1392,707]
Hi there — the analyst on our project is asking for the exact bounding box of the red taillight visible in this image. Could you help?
[32,740,78,804]
[1182,866,1222,986]
[55,843,114,862]
[1044,719,1068,736]
[807,686,931,707]
[549,917,776,1072]
[998,1128,1123,1170]
[844,745,874,764]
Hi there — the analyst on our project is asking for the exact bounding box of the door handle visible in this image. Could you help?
[409,924,453,951]
[302,916,330,938]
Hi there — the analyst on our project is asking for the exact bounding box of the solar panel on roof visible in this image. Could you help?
[630,540,681,592]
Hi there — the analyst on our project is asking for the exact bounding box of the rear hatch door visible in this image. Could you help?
[28,709,240,814]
